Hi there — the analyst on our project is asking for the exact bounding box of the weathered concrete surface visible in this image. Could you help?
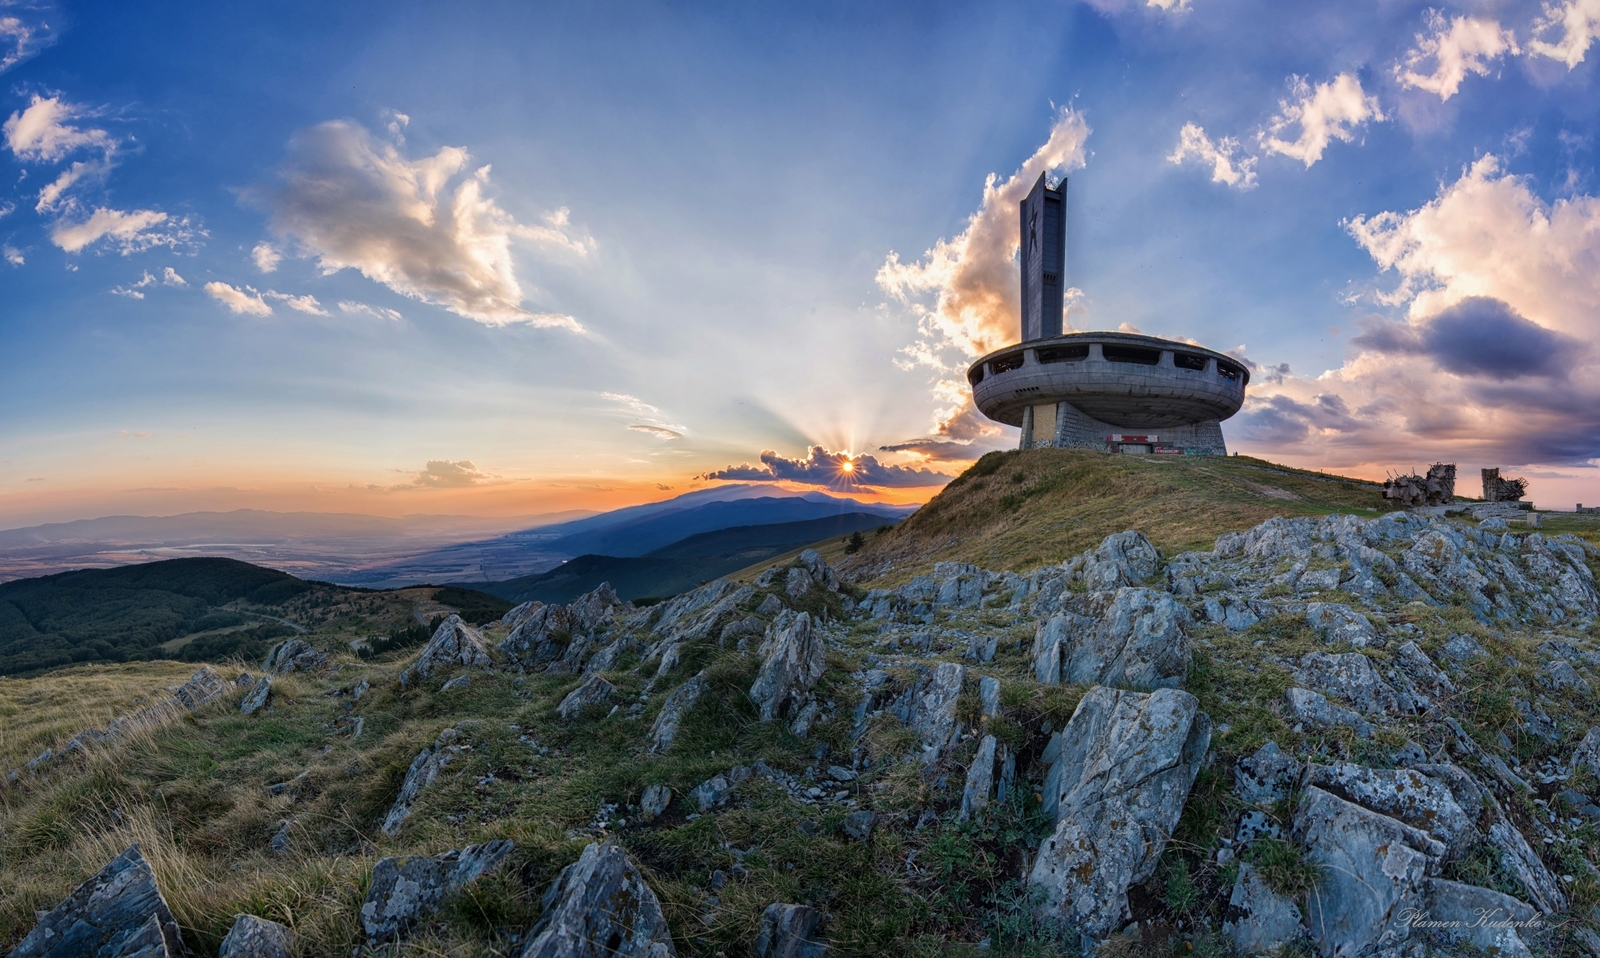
[520,843,676,958]
[217,914,293,958]
[1029,686,1211,940]
[361,841,514,942]
[8,844,185,958]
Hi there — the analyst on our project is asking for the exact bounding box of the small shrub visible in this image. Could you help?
[1246,837,1321,900]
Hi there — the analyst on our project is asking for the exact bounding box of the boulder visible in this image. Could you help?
[8,844,185,958]
[959,735,998,820]
[381,728,466,836]
[1233,741,1301,804]
[1394,641,1455,697]
[1284,688,1372,737]
[440,674,471,692]
[649,672,708,753]
[755,903,826,958]
[1073,530,1160,591]
[171,666,231,711]
[361,840,514,942]
[1419,879,1535,958]
[749,612,826,723]
[795,549,839,591]
[520,843,676,958]
[265,638,327,675]
[841,810,877,841]
[1029,686,1211,940]
[1574,726,1600,778]
[501,600,545,628]
[1033,588,1190,689]
[1222,863,1303,955]
[239,676,271,716]
[906,661,965,763]
[498,604,576,667]
[1304,603,1378,648]
[1302,761,1474,853]
[785,567,813,601]
[400,615,492,686]
[557,674,617,721]
[218,915,293,958]
[1293,786,1443,958]
[639,784,672,822]
[1441,632,1487,664]
[1293,652,1400,716]
[1414,762,1567,915]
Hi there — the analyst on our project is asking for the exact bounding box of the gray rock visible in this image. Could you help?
[520,843,676,957]
[171,666,231,711]
[1394,641,1454,696]
[796,549,839,591]
[1542,657,1591,693]
[218,915,293,958]
[639,784,672,822]
[1294,652,1400,716]
[265,638,327,675]
[1284,687,1373,737]
[440,674,471,692]
[785,567,813,600]
[400,615,492,687]
[239,676,271,716]
[1223,862,1302,955]
[361,840,514,942]
[1029,686,1211,940]
[907,661,965,763]
[1441,632,1487,664]
[756,593,785,616]
[749,612,826,723]
[234,671,255,688]
[1305,603,1379,647]
[649,672,708,753]
[269,820,293,855]
[1075,530,1160,591]
[8,844,185,958]
[841,810,877,841]
[959,735,998,820]
[1034,588,1191,690]
[1303,761,1474,853]
[1294,785,1443,958]
[1297,567,1342,592]
[689,768,745,811]
[501,600,545,628]
[1574,726,1600,778]
[1415,761,1567,914]
[381,729,465,836]
[755,903,826,958]
[557,674,617,721]
[1419,879,1534,958]
[1234,741,1301,804]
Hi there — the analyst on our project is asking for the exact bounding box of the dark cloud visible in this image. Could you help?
[878,439,986,462]
[702,446,952,488]
[1233,393,1370,446]
[1353,297,1582,380]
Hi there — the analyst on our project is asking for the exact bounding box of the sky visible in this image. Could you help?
[2,0,1599,527]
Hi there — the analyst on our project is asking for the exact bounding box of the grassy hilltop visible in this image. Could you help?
[2,449,1599,957]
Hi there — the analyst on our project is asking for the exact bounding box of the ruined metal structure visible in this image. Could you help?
[1383,463,1456,507]
[1481,467,1528,503]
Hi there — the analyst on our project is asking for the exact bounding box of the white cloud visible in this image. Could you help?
[249,119,593,328]
[1528,0,1600,67]
[628,424,684,440]
[111,270,156,298]
[161,266,186,287]
[2,244,21,266]
[204,281,273,316]
[0,200,12,218]
[35,158,110,213]
[601,392,660,415]
[1259,73,1384,168]
[337,300,403,321]
[50,207,194,254]
[0,7,54,74]
[408,459,495,488]
[263,290,329,315]
[1167,122,1258,189]
[3,95,111,163]
[251,242,280,273]
[1396,12,1518,100]
[1082,0,1190,13]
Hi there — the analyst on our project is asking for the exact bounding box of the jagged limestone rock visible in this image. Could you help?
[754,903,826,958]
[1070,530,1160,591]
[440,674,471,692]
[9,844,185,958]
[1233,741,1301,805]
[785,566,813,600]
[1421,879,1534,958]
[1293,652,1401,716]
[361,840,514,942]
[959,734,998,820]
[1029,686,1211,941]
[239,676,271,715]
[1574,727,1600,778]
[401,615,492,687]
[265,638,327,675]
[1304,603,1378,648]
[218,915,293,958]
[1302,761,1474,854]
[906,661,965,763]
[1033,587,1190,689]
[649,672,707,753]
[639,784,672,821]
[520,843,676,958]
[1414,761,1567,914]
[501,600,545,628]
[1284,687,1372,737]
[1222,862,1302,955]
[381,728,465,836]
[1394,640,1454,696]
[556,674,616,720]
[749,611,825,723]
[1294,785,1444,957]
[171,665,230,711]
[499,604,576,667]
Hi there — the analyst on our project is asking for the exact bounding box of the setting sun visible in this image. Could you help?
[841,459,855,473]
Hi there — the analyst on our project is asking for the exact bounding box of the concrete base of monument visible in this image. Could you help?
[1018,399,1226,455]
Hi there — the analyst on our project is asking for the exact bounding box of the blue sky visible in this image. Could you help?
[2,0,1598,525]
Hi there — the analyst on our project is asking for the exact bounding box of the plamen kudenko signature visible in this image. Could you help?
[1395,907,1543,931]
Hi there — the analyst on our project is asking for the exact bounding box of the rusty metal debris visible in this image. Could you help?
[1481,467,1528,503]
[1383,463,1456,508]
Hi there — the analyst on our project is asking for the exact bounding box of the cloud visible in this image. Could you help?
[263,291,329,315]
[50,207,195,254]
[602,392,660,415]
[628,424,684,440]
[1167,122,1258,189]
[247,118,593,328]
[2,244,21,266]
[2,95,110,162]
[1528,0,1600,68]
[1082,0,1190,13]
[410,459,493,488]
[111,270,155,298]
[338,300,403,321]
[252,242,280,273]
[702,445,953,488]
[204,281,272,316]
[1352,297,1583,380]
[161,266,186,287]
[0,200,12,218]
[1396,12,1518,100]
[1259,73,1384,168]
[878,438,998,462]
[0,5,54,74]
[35,158,111,213]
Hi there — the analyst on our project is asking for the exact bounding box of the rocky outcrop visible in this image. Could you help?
[400,615,492,686]
[649,672,707,753]
[8,844,185,958]
[265,638,326,675]
[1421,879,1535,958]
[749,611,825,723]
[1222,863,1302,955]
[361,840,514,942]
[1029,686,1211,940]
[381,727,467,836]
[1292,652,1402,716]
[557,674,616,720]
[520,843,676,958]
[1574,726,1600,778]
[1032,587,1190,689]
[900,661,965,764]
[218,915,293,958]
[239,676,271,715]
[1070,530,1161,591]
[959,734,999,820]
[501,600,545,629]
[1303,603,1378,647]
[755,903,826,958]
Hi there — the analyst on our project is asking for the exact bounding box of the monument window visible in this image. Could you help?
[1102,345,1161,365]
[1174,352,1207,371]
[991,353,1025,374]
[1038,345,1089,364]
[967,365,985,386]
[1217,361,1243,382]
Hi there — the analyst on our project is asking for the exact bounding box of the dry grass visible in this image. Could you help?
[0,661,210,769]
